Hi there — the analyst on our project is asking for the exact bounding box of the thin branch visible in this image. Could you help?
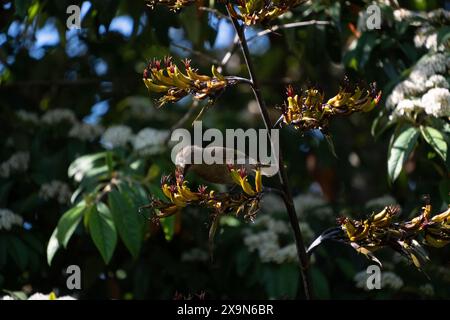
[170,43,220,65]
[198,6,229,20]
[220,33,240,66]
[220,19,330,68]
[246,20,331,42]
[0,79,104,88]
[227,8,313,300]
[163,101,200,146]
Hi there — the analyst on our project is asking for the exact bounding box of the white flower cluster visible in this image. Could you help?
[16,110,39,124]
[413,9,450,52]
[101,125,169,155]
[181,248,209,262]
[393,8,415,22]
[0,208,23,231]
[16,109,104,141]
[41,108,77,125]
[39,180,72,204]
[293,193,333,221]
[243,215,314,264]
[0,151,30,178]
[132,128,169,155]
[414,28,441,52]
[101,125,133,148]
[419,283,434,296]
[68,123,104,141]
[354,270,404,291]
[387,53,450,120]
[1,292,76,300]
[387,8,450,121]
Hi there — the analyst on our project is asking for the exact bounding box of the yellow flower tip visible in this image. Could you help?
[162,184,173,200]
[229,169,243,186]
[240,178,256,196]
[254,169,262,193]
[173,193,187,207]
[49,292,57,300]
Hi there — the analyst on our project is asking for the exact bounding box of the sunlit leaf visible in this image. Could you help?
[108,189,143,259]
[420,125,448,163]
[387,125,419,183]
[88,203,117,264]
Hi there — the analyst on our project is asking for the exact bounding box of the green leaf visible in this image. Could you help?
[2,290,27,300]
[311,269,331,299]
[106,151,114,175]
[235,249,251,277]
[276,264,299,298]
[46,228,59,266]
[68,152,106,179]
[420,126,448,162]
[56,204,86,248]
[261,264,299,298]
[108,189,143,259]
[387,125,419,183]
[336,258,357,280]
[7,236,29,271]
[14,0,31,17]
[437,26,450,46]
[89,203,117,264]
[0,235,7,268]
[21,233,44,254]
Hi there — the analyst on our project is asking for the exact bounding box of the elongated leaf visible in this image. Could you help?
[22,233,44,254]
[56,204,86,248]
[437,26,450,46]
[0,234,7,268]
[311,269,331,299]
[108,189,142,259]
[8,236,28,270]
[420,126,448,162]
[387,125,419,183]
[47,229,59,266]
[68,152,106,178]
[89,203,117,264]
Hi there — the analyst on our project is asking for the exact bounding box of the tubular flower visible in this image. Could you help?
[143,57,228,108]
[143,166,264,221]
[308,200,450,270]
[226,0,307,25]
[145,0,198,11]
[277,79,382,132]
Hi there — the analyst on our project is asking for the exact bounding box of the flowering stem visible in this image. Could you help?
[227,10,313,300]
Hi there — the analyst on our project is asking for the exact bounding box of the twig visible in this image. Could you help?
[246,20,331,42]
[220,33,239,66]
[227,7,313,300]
[220,19,330,68]
[170,43,220,65]
[198,6,229,20]
[163,101,200,146]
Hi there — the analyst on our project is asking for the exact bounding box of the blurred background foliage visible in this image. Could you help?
[0,0,449,299]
